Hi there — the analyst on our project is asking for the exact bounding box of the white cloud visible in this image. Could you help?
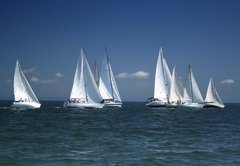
[31,77,56,84]
[55,73,64,78]
[116,72,129,78]
[31,77,39,82]
[116,71,150,79]
[220,79,235,85]
[23,67,36,74]
[31,72,64,84]
[130,71,149,79]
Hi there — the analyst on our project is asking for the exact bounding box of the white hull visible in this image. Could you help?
[177,103,204,109]
[104,101,122,108]
[204,102,225,108]
[165,103,177,108]
[12,101,41,109]
[63,101,104,109]
[146,100,166,107]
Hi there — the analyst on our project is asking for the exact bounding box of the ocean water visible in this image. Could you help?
[0,101,240,166]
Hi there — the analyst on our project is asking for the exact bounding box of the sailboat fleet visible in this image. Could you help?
[8,47,224,109]
[146,48,225,108]
[63,48,122,109]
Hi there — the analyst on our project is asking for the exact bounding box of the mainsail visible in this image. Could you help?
[154,48,171,102]
[14,60,39,103]
[169,67,182,103]
[187,65,204,103]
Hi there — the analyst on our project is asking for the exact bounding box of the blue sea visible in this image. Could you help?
[0,101,240,165]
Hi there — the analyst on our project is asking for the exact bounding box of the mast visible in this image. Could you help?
[105,47,114,100]
[81,48,88,101]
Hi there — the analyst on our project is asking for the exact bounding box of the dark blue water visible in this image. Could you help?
[0,101,240,165]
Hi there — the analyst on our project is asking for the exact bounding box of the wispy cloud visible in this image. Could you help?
[116,72,129,79]
[23,67,36,74]
[31,72,64,84]
[116,71,150,79]
[55,73,64,78]
[130,71,150,79]
[220,79,235,85]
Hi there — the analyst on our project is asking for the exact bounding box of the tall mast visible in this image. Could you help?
[105,47,114,100]
[81,48,88,101]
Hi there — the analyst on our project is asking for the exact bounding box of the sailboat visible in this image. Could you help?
[12,60,41,109]
[177,65,204,108]
[146,48,171,107]
[63,48,104,109]
[204,78,225,108]
[99,48,122,107]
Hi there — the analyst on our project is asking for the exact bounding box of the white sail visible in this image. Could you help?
[205,78,224,107]
[183,87,191,103]
[153,48,169,102]
[169,67,181,103]
[84,52,103,103]
[188,65,204,103]
[99,49,121,102]
[70,54,85,99]
[163,57,172,95]
[92,60,99,86]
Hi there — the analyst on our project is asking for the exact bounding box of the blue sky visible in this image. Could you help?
[0,0,240,102]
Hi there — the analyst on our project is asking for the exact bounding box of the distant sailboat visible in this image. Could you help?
[63,48,104,109]
[12,60,41,109]
[204,78,225,108]
[177,65,204,108]
[99,48,122,107]
[146,48,171,107]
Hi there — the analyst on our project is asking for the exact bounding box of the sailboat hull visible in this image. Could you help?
[165,103,177,108]
[63,101,104,109]
[12,101,41,109]
[177,103,204,109]
[104,101,122,108]
[146,100,166,107]
[204,102,225,108]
